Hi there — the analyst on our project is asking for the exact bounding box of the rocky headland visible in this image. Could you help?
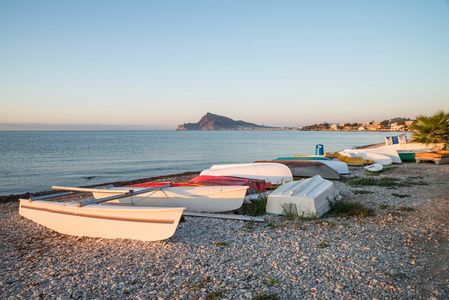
[176,113,281,131]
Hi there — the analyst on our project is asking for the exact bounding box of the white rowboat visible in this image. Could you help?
[293,160,350,175]
[19,199,184,242]
[266,175,341,217]
[388,142,445,152]
[203,163,293,185]
[341,146,402,164]
[90,185,249,213]
[364,163,384,172]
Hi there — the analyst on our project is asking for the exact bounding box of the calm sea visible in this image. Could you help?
[0,130,405,195]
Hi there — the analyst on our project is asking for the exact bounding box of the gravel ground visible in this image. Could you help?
[1,163,448,299]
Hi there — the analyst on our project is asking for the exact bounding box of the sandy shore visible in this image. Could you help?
[1,163,448,299]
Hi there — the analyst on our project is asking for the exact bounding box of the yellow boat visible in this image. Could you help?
[325,152,374,165]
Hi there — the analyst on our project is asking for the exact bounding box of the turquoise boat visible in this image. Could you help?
[274,156,331,161]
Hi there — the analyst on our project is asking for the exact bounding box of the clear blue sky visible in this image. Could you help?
[1,0,448,129]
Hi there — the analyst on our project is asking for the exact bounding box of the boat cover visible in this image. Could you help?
[189,175,266,194]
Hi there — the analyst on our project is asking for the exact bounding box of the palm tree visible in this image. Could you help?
[410,110,449,147]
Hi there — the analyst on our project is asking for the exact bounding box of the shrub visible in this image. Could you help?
[328,199,375,218]
[242,193,268,216]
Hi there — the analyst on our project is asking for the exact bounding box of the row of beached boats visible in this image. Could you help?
[19,139,447,242]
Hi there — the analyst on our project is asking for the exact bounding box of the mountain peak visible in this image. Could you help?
[176,113,276,131]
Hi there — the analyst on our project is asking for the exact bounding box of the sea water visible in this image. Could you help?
[0,130,406,195]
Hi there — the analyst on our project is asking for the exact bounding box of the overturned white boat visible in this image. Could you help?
[19,197,185,242]
[364,163,383,173]
[202,163,293,185]
[340,146,401,165]
[388,142,446,152]
[266,175,340,217]
[66,184,249,213]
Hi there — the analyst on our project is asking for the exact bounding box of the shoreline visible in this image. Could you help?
[0,143,387,202]
[0,171,201,204]
[1,162,448,299]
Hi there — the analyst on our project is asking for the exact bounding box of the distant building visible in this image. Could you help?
[367,122,381,131]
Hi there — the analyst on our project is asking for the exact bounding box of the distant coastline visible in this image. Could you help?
[176,113,413,132]
[0,123,172,131]
[0,113,413,132]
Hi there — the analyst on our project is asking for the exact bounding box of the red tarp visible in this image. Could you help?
[188,175,267,194]
[127,182,200,187]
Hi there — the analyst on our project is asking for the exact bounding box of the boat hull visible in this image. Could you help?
[254,160,341,180]
[19,199,184,242]
[342,146,402,164]
[202,163,293,185]
[266,175,340,217]
[397,152,416,162]
[94,186,249,213]
[415,151,449,165]
[188,175,267,193]
[389,142,446,152]
[340,151,393,165]
[276,156,331,161]
[364,163,384,172]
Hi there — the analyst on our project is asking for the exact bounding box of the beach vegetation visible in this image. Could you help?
[207,290,223,299]
[254,293,280,300]
[245,218,256,232]
[366,172,381,176]
[345,176,400,187]
[380,204,391,209]
[404,177,428,186]
[391,193,410,198]
[410,110,449,147]
[383,166,398,171]
[317,240,330,248]
[327,199,375,218]
[212,241,229,247]
[242,193,268,216]
[383,272,409,280]
[398,206,415,212]
[353,190,374,195]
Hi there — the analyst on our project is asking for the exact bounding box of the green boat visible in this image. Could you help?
[397,152,416,162]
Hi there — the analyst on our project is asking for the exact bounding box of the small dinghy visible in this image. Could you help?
[326,152,374,165]
[364,163,383,173]
[73,184,250,213]
[253,160,341,180]
[266,175,341,217]
[19,188,185,242]
[341,146,402,164]
[275,158,350,175]
[201,163,293,186]
[277,156,331,161]
[339,151,393,165]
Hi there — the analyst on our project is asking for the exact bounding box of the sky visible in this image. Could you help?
[1,0,448,129]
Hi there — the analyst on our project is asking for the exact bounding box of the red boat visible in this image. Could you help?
[188,175,267,194]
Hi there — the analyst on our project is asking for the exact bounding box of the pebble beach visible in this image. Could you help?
[1,163,448,299]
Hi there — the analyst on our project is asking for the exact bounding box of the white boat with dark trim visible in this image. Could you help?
[19,199,184,242]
